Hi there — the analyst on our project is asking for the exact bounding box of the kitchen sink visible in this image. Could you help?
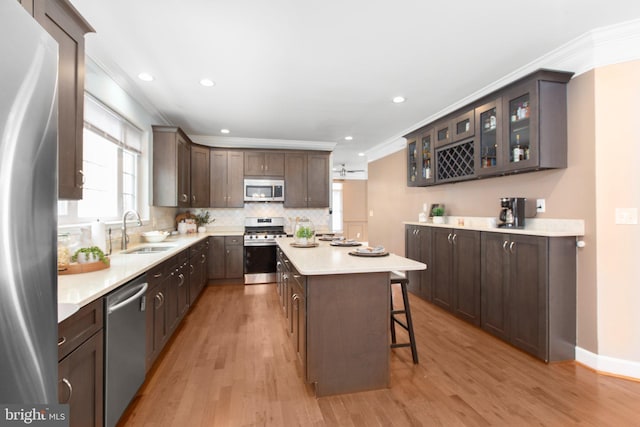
[124,245,175,254]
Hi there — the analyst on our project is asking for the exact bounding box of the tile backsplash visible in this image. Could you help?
[185,205,332,233]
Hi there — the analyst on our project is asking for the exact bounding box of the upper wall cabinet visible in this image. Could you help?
[190,145,210,208]
[244,151,285,177]
[407,128,435,186]
[25,0,94,199]
[284,152,330,208]
[210,149,244,208]
[406,69,573,187]
[152,126,192,207]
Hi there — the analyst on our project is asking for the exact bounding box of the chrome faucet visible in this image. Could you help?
[121,209,143,250]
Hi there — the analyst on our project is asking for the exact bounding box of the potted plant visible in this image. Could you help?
[193,210,214,232]
[431,206,446,224]
[72,246,109,265]
[294,217,315,245]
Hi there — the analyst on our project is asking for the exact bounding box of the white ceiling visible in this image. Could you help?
[70,0,640,173]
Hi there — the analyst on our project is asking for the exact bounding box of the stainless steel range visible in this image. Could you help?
[244,217,286,284]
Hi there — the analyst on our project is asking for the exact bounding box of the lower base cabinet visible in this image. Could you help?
[405,225,432,300]
[481,233,576,362]
[58,299,104,427]
[432,227,481,326]
[405,224,576,362]
[207,236,243,282]
[189,239,208,304]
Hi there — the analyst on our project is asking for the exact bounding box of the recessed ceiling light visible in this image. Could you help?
[392,96,406,104]
[358,152,365,157]
[200,78,215,87]
[138,72,154,82]
[220,129,230,134]
[344,136,353,141]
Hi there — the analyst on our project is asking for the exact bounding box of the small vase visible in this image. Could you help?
[293,217,315,245]
[198,226,206,233]
[432,216,445,224]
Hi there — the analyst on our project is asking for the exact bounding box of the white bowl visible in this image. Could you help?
[142,231,170,243]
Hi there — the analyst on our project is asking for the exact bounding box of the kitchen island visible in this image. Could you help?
[276,237,426,397]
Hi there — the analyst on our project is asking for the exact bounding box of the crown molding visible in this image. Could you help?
[366,18,640,163]
[189,135,336,151]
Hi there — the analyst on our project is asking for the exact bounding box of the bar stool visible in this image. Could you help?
[390,271,419,364]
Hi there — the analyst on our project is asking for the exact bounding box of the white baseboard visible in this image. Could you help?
[576,346,640,380]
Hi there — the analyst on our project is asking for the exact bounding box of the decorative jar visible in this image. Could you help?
[293,217,315,245]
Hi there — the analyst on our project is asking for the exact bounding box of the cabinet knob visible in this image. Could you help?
[502,240,509,253]
[192,195,196,203]
[58,336,66,346]
[447,233,453,244]
[452,234,458,244]
[509,241,516,254]
[59,378,73,404]
[77,170,85,188]
[181,193,189,202]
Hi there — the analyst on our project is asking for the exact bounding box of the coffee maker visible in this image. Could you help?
[498,197,526,228]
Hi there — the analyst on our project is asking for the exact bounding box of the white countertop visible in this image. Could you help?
[404,217,584,237]
[57,229,240,311]
[276,237,426,276]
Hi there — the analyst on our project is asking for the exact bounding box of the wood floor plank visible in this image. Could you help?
[118,284,640,426]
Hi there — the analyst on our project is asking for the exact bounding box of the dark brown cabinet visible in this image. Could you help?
[406,69,573,187]
[432,228,481,326]
[190,145,210,207]
[284,152,330,208]
[481,233,576,361]
[189,239,208,305]
[57,298,103,427]
[407,128,435,187]
[404,225,432,300]
[290,271,306,368]
[152,126,192,207]
[278,248,306,373]
[171,251,190,329]
[475,99,503,176]
[25,0,94,199]
[244,151,285,177]
[145,262,170,371]
[210,149,244,208]
[500,72,571,173]
[207,236,243,281]
[450,109,475,143]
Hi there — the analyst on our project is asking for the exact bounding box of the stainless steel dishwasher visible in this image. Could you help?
[104,273,148,427]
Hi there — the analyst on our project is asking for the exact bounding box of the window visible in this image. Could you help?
[58,94,143,224]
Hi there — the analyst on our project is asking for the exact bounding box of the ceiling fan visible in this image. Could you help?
[336,163,366,177]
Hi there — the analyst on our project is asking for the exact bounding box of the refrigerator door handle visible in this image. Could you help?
[107,283,148,314]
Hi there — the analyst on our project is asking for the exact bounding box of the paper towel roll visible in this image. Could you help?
[91,219,107,253]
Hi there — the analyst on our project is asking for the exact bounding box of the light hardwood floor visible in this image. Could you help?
[120,284,640,426]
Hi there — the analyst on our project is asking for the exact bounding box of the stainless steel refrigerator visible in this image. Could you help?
[0,0,59,404]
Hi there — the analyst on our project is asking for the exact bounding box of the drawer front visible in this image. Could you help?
[225,235,243,246]
[58,298,103,361]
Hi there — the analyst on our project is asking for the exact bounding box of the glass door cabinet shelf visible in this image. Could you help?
[406,128,435,187]
[475,99,502,176]
[405,69,572,187]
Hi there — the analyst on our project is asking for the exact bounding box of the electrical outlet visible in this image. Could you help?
[536,199,546,213]
[615,208,638,225]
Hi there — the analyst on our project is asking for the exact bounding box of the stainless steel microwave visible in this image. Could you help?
[243,179,285,202]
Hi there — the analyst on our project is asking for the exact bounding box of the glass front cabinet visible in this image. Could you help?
[405,69,572,187]
[475,99,502,176]
[502,80,539,171]
[407,128,435,187]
